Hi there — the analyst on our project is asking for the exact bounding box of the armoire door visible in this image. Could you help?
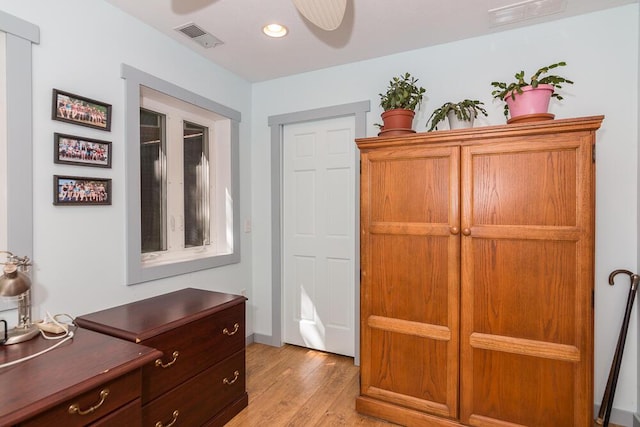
[459,136,595,427]
[359,145,460,419]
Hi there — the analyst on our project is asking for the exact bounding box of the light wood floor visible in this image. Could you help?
[227,343,622,427]
[226,343,395,426]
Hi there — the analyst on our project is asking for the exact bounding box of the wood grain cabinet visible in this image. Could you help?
[75,288,248,427]
[356,116,603,427]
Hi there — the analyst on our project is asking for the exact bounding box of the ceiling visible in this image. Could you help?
[104,0,637,82]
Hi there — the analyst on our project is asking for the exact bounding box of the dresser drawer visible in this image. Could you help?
[143,350,246,427]
[89,398,141,426]
[141,302,245,402]
[21,370,141,427]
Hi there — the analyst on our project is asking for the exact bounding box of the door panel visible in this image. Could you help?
[460,136,594,427]
[360,145,460,418]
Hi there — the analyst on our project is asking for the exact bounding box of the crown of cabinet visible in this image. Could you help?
[357,115,604,149]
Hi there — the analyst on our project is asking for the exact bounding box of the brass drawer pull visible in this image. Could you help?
[223,323,240,336]
[155,409,179,427]
[68,388,109,416]
[223,370,240,385]
[155,351,179,368]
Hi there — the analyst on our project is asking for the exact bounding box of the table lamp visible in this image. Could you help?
[0,251,39,344]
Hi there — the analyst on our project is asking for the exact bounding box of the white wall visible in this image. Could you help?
[251,4,639,418]
[0,0,254,334]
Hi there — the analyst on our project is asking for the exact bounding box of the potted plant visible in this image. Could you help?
[490,61,573,122]
[426,99,488,131]
[378,72,426,136]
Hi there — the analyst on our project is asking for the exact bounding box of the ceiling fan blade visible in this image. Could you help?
[292,0,347,31]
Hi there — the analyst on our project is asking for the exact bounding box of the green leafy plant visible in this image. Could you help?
[426,99,488,131]
[490,61,574,117]
[379,72,426,112]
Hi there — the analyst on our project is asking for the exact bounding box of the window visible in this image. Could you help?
[122,65,240,285]
[139,88,227,263]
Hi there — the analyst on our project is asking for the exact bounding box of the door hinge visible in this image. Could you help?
[592,145,596,163]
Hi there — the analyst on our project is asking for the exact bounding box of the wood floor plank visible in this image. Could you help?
[285,352,359,425]
[314,365,395,427]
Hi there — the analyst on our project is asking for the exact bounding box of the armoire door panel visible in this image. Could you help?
[367,329,453,415]
[370,234,450,325]
[368,147,457,224]
[465,140,583,227]
[469,238,578,344]
[465,349,578,427]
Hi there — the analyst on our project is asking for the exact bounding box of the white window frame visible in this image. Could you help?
[122,65,241,285]
[0,12,39,312]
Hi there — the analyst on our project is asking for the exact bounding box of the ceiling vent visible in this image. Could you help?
[488,0,567,27]
[174,23,224,48]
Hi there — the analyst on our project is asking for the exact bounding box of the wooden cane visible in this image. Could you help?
[595,269,639,426]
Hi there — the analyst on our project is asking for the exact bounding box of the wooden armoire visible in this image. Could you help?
[356,116,603,427]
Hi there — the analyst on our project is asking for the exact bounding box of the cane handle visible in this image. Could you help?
[608,269,640,291]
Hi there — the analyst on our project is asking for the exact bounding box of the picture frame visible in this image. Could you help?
[53,175,112,205]
[54,133,112,168]
[52,89,112,131]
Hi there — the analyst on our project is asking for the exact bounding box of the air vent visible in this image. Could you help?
[488,0,566,27]
[174,23,224,48]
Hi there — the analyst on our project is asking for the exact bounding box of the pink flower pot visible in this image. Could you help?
[504,84,554,119]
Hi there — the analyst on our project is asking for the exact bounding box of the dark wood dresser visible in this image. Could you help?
[75,288,248,427]
[0,327,162,426]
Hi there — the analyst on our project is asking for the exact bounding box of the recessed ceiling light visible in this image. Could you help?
[263,23,288,38]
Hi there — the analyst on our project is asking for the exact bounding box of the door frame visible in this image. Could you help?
[268,101,370,364]
[0,12,39,312]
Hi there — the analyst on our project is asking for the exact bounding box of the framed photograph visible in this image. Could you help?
[54,133,112,168]
[54,175,112,206]
[52,89,112,131]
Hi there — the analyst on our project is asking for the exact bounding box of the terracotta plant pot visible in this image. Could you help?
[379,109,416,136]
[504,84,554,121]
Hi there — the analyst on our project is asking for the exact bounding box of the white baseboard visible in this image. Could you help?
[252,333,282,347]
[594,404,635,426]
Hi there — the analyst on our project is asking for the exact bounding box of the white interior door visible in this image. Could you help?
[283,116,355,357]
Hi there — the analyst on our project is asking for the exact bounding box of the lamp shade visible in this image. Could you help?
[0,263,32,297]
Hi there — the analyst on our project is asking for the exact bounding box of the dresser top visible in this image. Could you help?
[75,288,246,342]
[0,328,161,425]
